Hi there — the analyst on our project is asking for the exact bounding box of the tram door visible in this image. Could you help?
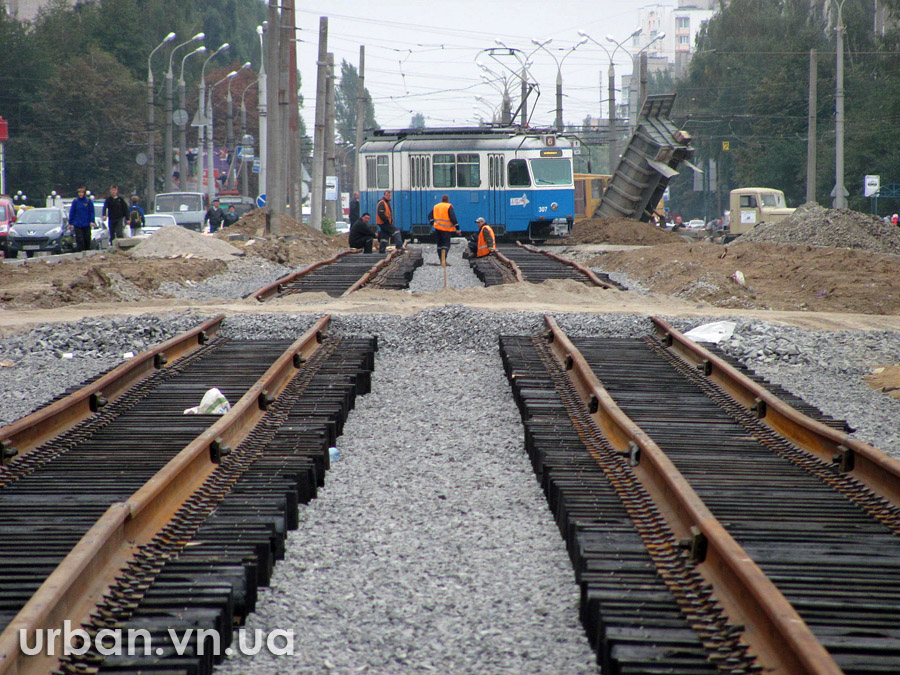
[408,154,431,234]
[487,153,507,232]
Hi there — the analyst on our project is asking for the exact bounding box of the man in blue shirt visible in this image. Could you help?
[68,187,95,252]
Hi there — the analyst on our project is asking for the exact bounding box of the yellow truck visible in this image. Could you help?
[727,187,794,237]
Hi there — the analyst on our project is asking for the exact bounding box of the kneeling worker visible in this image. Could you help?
[349,212,378,253]
[474,217,496,257]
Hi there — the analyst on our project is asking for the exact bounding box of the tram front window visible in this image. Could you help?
[530,158,572,186]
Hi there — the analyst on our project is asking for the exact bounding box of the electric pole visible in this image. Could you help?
[354,46,365,194]
[310,16,328,231]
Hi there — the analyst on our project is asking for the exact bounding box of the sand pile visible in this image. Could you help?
[130,225,242,261]
[735,202,900,255]
[565,217,683,246]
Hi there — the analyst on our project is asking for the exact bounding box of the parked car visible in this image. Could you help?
[7,207,73,257]
[139,213,178,237]
[334,221,350,235]
[0,195,17,252]
[687,219,706,229]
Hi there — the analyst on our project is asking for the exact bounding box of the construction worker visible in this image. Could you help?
[474,217,496,257]
[376,189,403,253]
[428,194,458,262]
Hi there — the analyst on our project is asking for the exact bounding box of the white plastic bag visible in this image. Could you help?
[183,387,231,415]
[683,321,736,344]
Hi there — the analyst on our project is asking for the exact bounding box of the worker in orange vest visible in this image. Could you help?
[474,217,496,257]
[428,194,459,262]
[376,189,403,253]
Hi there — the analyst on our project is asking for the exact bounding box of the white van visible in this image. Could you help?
[153,192,208,231]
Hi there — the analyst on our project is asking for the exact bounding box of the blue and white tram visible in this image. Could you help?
[357,127,574,242]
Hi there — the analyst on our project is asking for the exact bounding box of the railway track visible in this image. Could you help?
[470,242,625,289]
[499,317,900,674]
[0,315,375,674]
[249,248,423,301]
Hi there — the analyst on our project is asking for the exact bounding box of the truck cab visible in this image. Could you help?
[728,188,794,237]
[153,192,208,232]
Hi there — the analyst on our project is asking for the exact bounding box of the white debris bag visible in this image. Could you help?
[682,321,736,344]
[183,387,231,415]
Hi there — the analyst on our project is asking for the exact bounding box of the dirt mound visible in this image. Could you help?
[735,202,900,255]
[564,217,683,246]
[216,208,335,242]
[131,226,242,260]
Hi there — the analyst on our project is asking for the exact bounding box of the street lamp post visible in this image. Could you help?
[208,70,238,206]
[579,27,640,173]
[226,62,252,191]
[177,46,206,190]
[478,66,514,125]
[494,41,543,127]
[165,33,204,192]
[622,32,665,132]
[531,37,587,131]
[147,32,176,204]
[239,79,258,195]
[257,24,268,202]
[199,43,230,205]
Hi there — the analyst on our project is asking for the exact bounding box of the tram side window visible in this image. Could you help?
[457,154,480,188]
[507,159,531,187]
[376,156,390,189]
[433,153,456,188]
[366,157,377,189]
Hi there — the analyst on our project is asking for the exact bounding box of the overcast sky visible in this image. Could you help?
[293,0,672,134]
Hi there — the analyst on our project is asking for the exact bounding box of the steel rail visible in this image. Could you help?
[0,315,332,675]
[249,250,356,301]
[342,248,403,296]
[542,314,842,675]
[517,241,617,289]
[0,315,224,466]
[652,316,900,510]
[492,248,525,283]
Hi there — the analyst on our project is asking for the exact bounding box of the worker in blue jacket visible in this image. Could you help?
[68,187,95,252]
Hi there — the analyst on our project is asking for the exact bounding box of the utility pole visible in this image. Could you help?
[833,0,847,209]
[310,16,328,232]
[354,45,365,194]
[639,52,648,116]
[325,53,337,222]
[265,0,283,225]
[807,49,817,205]
[607,62,616,173]
[286,0,301,215]
[257,23,268,203]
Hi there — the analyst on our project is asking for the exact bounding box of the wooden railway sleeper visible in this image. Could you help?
[531,335,756,672]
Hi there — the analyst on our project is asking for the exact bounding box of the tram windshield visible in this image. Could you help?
[530,158,572,186]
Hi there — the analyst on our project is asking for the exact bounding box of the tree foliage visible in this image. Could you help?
[335,59,379,144]
[666,0,898,218]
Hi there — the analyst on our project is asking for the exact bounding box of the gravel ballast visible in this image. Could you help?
[1,242,899,672]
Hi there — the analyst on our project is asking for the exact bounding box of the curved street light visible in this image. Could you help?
[613,31,666,132]
[163,33,205,191]
[199,43,230,205]
[579,27,640,172]
[176,46,206,189]
[146,31,176,203]
[531,37,587,131]
[225,62,253,190]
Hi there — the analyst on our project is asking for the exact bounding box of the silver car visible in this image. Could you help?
[140,213,178,236]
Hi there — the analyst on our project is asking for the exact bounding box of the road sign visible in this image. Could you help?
[256,194,266,208]
[865,175,880,198]
[173,109,189,127]
[252,158,260,174]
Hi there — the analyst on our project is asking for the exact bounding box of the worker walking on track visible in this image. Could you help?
[428,194,458,265]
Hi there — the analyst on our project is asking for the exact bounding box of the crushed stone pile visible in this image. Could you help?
[130,225,243,261]
[735,202,900,255]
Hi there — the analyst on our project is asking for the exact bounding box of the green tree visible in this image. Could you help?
[335,59,378,144]
[410,112,426,129]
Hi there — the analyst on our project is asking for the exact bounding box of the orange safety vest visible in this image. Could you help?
[432,201,455,232]
[376,198,392,226]
[476,224,496,257]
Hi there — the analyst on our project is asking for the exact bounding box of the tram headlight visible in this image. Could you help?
[550,202,559,211]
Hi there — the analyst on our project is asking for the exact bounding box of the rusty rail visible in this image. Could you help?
[518,241,617,289]
[492,248,525,283]
[652,316,900,511]
[249,250,355,301]
[0,316,331,675]
[0,315,224,465]
[542,314,842,675]
[342,248,403,296]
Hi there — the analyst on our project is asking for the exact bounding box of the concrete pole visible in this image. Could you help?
[257,24,268,202]
[147,76,155,203]
[354,45,365,194]
[164,71,174,191]
[197,81,206,198]
[240,101,249,196]
[285,0,301,214]
[206,87,215,207]
[555,69,563,132]
[265,0,283,222]
[807,48,817,205]
[325,53,337,222]
[310,16,328,231]
[226,85,234,189]
[520,70,527,126]
[178,79,188,189]
[833,0,847,209]
[639,51,648,117]
[607,63,617,173]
